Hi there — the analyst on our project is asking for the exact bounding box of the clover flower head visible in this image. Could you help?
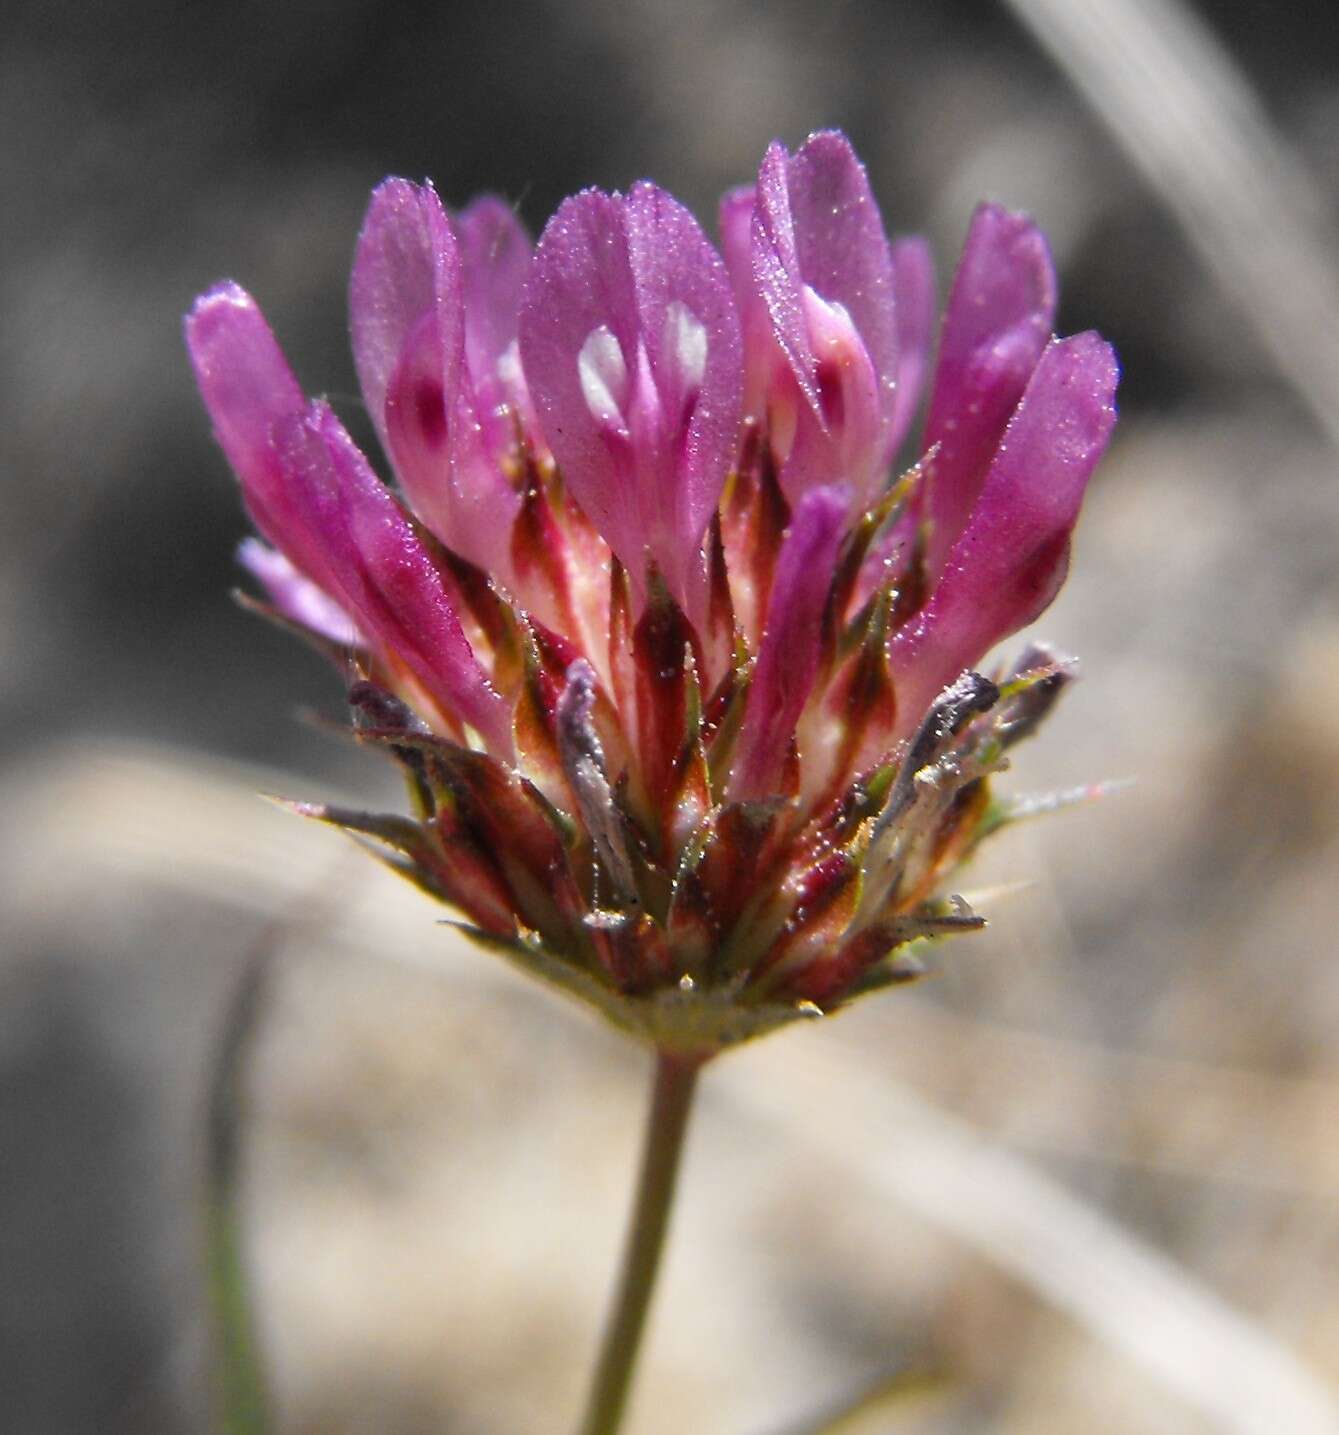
[187,131,1117,1055]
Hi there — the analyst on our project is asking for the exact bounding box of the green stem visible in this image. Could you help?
[206,951,272,1435]
[577,1048,703,1435]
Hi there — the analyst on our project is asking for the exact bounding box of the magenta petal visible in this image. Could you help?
[623,181,743,559]
[274,402,512,755]
[455,195,531,382]
[390,365,520,581]
[886,236,935,458]
[719,183,777,425]
[381,306,465,540]
[718,185,756,304]
[781,132,899,431]
[729,485,849,801]
[186,289,503,742]
[352,179,521,574]
[519,184,741,604]
[349,178,463,468]
[752,141,819,417]
[237,537,361,647]
[890,333,1118,725]
[750,135,899,506]
[185,283,306,541]
[921,204,1057,581]
[185,283,353,603]
[519,189,637,542]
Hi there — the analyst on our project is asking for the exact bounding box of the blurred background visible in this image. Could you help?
[3,0,1339,1431]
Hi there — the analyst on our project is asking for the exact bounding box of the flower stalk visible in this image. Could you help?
[579,1049,704,1435]
[184,129,1119,1427]
[205,950,273,1435]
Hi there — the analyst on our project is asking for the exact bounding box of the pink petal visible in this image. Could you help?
[274,401,512,755]
[519,189,637,541]
[185,283,337,592]
[189,284,508,749]
[350,178,463,464]
[718,185,756,305]
[719,183,776,426]
[786,285,883,501]
[185,282,304,512]
[886,236,935,458]
[455,195,540,459]
[921,203,1057,581]
[519,184,741,608]
[729,485,849,801]
[351,179,520,573]
[780,132,899,434]
[752,142,819,416]
[890,333,1118,725]
[455,194,531,382]
[623,181,743,558]
[750,135,898,506]
[379,309,517,574]
[237,537,361,647]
